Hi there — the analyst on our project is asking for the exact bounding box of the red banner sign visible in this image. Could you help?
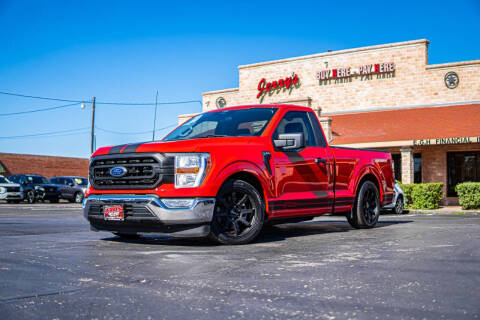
[316,62,395,80]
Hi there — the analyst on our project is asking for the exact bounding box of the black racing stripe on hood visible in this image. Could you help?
[122,142,145,153]
[108,144,126,154]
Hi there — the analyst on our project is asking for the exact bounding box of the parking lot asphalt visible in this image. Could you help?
[0,205,479,320]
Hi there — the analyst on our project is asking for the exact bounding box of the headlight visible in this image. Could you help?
[172,153,211,188]
[0,187,6,194]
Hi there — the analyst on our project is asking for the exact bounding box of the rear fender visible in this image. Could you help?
[350,165,384,198]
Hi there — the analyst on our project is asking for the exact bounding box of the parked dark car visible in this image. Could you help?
[50,176,87,203]
[9,174,60,203]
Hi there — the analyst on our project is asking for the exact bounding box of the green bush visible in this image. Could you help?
[399,183,415,207]
[455,182,480,210]
[399,182,444,209]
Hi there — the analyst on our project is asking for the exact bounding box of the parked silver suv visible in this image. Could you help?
[383,182,405,214]
[50,176,88,203]
[0,175,23,203]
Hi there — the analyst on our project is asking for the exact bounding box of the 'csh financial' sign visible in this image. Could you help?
[413,136,480,146]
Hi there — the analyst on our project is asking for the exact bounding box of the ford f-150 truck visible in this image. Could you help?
[84,105,395,244]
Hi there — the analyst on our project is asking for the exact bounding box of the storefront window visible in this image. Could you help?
[414,153,422,183]
[447,151,480,197]
[392,154,401,182]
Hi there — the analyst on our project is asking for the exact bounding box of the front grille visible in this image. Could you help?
[90,153,174,190]
[6,186,20,192]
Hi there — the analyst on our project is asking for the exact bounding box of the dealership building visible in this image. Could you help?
[182,39,480,204]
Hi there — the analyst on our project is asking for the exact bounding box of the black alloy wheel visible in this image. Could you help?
[394,196,404,214]
[26,190,35,204]
[74,192,83,204]
[209,179,264,245]
[347,181,380,229]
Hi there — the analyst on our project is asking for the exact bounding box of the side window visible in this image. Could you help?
[66,178,74,186]
[9,175,18,183]
[307,112,327,147]
[274,111,317,147]
[51,178,57,184]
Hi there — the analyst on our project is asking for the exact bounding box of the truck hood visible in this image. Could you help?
[93,137,258,156]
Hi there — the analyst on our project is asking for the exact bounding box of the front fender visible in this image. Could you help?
[212,160,273,200]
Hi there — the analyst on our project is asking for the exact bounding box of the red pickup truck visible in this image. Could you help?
[84,105,395,244]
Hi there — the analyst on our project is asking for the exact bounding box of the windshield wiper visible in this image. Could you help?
[198,134,230,138]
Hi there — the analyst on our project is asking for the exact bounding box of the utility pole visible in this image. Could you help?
[152,90,158,141]
[90,96,96,154]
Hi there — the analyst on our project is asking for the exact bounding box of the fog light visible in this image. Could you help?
[162,198,195,209]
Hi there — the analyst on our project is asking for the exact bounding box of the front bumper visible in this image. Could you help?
[0,192,24,200]
[83,195,216,237]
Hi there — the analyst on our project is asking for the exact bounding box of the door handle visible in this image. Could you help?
[315,158,326,165]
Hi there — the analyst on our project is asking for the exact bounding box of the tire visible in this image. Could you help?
[209,179,265,245]
[347,181,380,229]
[73,192,83,204]
[26,190,35,204]
[393,196,404,215]
[113,233,141,239]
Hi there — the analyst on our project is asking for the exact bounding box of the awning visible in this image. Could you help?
[329,103,480,146]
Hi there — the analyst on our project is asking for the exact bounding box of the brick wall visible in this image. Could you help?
[201,39,480,114]
[0,153,89,179]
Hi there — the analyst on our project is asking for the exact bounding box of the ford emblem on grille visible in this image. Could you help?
[110,166,127,177]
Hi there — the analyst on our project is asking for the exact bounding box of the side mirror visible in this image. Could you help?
[22,181,28,186]
[274,133,305,150]
[68,183,74,187]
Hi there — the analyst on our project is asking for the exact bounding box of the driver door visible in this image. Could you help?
[269,111,334,218]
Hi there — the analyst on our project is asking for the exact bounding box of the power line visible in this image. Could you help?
[0,102,81,116]
[0,90,202,106]
[0,123,176,140]
[0,127,90,140]
[0,130,91,140]
[95,124,177,135]
[0,91,83,103]
[98,100,201,106]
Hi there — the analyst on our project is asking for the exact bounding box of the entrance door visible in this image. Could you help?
[269,110,334,218]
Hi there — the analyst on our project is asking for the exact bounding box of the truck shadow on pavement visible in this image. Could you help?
[255,219,412,244]
[102,219,412,246]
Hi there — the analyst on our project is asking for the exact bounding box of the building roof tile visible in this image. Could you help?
[330,104,480,145]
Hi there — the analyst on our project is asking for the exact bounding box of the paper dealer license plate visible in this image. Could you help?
[104,205,124,221]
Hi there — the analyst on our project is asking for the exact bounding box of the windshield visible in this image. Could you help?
[26,175,49,184]
[164,108,277,141]
[0,177,9,184]
[75,178,88,186]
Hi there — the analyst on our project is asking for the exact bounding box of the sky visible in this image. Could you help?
[0,0,479,158]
